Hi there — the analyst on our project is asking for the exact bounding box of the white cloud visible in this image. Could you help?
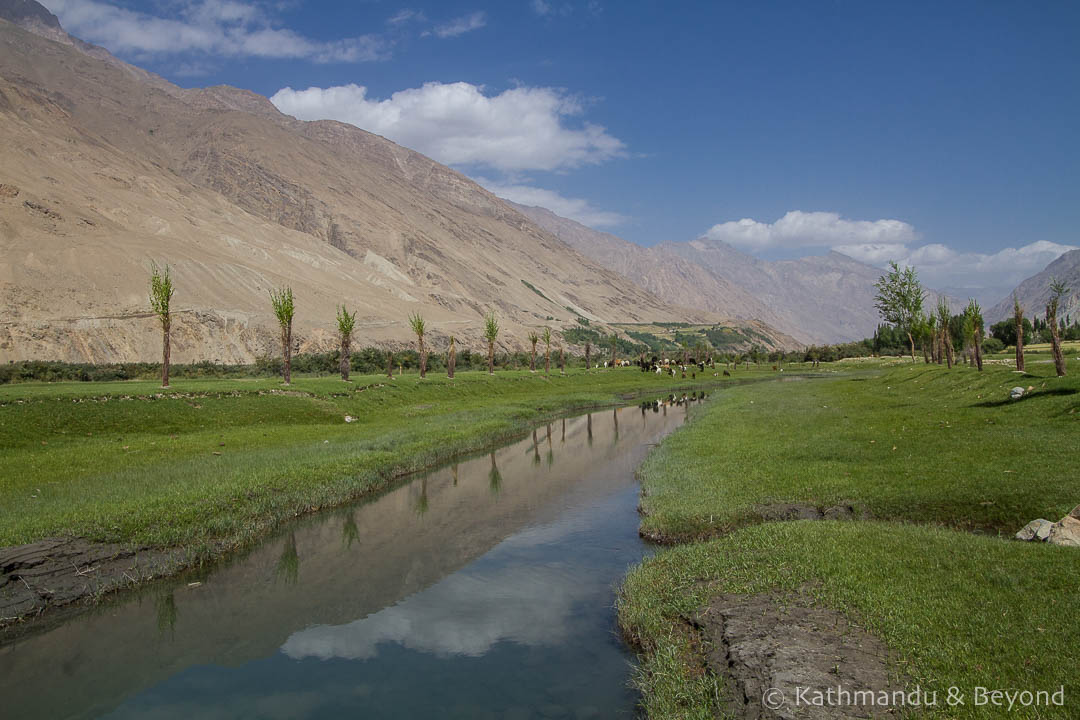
[386,8,425,25]
[270,81,626,172]
[430,11,486,38]
[705,211,1077,302]
[902,240,1078,300]
[831,243,911,265]
[477,178,628,228]
[532,0,553,15]
[705,210,919,251]
[43,0,386,62]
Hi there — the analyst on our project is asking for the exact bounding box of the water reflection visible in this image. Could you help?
[155,592,177,640]
[275,532,300,586]
[0,399,694,720]
[488,451,502,496]
[341,510,359,549]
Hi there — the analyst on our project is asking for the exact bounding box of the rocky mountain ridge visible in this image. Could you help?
[0,4,798,363]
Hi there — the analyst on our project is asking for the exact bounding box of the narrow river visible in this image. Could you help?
[0,394,703,719]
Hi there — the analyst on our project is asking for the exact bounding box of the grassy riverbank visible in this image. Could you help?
[618,361,1080,718]
[0,368,746,554]
[638,361,1079,540]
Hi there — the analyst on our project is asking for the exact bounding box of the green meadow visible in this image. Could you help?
[0,368,740,554]
[618,360,1080,718]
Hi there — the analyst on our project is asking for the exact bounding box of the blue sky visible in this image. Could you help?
[42,0,1080,302]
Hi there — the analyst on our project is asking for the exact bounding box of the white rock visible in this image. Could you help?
[1047,515,1080,548]
[1009,387,1025,400]
[1015,519,1053,541]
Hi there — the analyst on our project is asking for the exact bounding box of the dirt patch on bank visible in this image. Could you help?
[0,538,188,637]
[688,590,903,719]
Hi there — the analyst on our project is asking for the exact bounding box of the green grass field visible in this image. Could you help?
[619,361,1080,718]
[638,362,1079,540]
[0,368,749,554]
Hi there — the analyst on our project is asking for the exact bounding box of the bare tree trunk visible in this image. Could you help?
[418,336,426,378]
[530,345,536,372]
[1015,312,1025,372]
[1048,306,1066,376]
[447,339,456,378]
[922,342,930,364]
[161,318,171,388]
[386,350,393,379]
[488,341,495,375]
[545,346,550,375]
[282,323,292,384]
[585,342,591,370]
[944,331,954,368]
[974,330,983,371]
[340,335,350,381]
[908,332,916,363]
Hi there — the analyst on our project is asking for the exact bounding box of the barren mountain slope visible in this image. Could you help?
[987,249,1080,323]
[513,202,957,344]
[509,203,806,343]
[0,10,713,363]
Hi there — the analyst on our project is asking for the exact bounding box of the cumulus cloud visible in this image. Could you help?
[900,240,1078,300]
[477,178,628,228]
[270,81,626,172]
[429,11,486,38]
[705,211,1077,302]
[705,210,919,251]
[44,0,386,62]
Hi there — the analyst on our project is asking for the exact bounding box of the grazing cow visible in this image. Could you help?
[723,369,731,377]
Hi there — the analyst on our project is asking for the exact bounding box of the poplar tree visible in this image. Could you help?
[269,287,295,384]
[336,304,356,381]
[409,312,427,378]
[149,262,174,388]
[484,311,499,375]
[1047,279,1068,377]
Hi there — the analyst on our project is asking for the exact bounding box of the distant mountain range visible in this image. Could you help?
[0,1,802,363]
[987,249,1080,324]
[510,203,959,345]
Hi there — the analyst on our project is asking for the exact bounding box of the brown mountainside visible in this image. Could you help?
[511,202,956,344]
[987,249,1080,324]
[0,9,749,364]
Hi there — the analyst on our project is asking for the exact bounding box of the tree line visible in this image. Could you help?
[873,261,1069,376]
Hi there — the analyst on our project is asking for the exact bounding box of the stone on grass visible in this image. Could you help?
[1015,519,1053,542]
[1047,515,1080,548]
[1009,386,1025,400]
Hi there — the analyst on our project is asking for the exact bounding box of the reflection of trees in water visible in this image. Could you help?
[546,424,554,467]
[587,413,593,446]
[561,418,566,443]
[341,511,360,549]
[276,532,300,585]
[612,407,619,445]
[452,463,459,487]
[155,592,177,639]
[532,429,541,466]
[414,478,429,518]
[488,452,502,496]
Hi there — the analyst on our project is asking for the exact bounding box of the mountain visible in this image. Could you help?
[987,249,1080,323]
[0,4,742,364]
[511,202,953,344]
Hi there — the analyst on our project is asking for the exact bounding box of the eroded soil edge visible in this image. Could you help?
[688,590,903,719]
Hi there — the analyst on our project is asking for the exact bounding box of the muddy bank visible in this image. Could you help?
[0,537,190,639]
[687,590,902,719]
